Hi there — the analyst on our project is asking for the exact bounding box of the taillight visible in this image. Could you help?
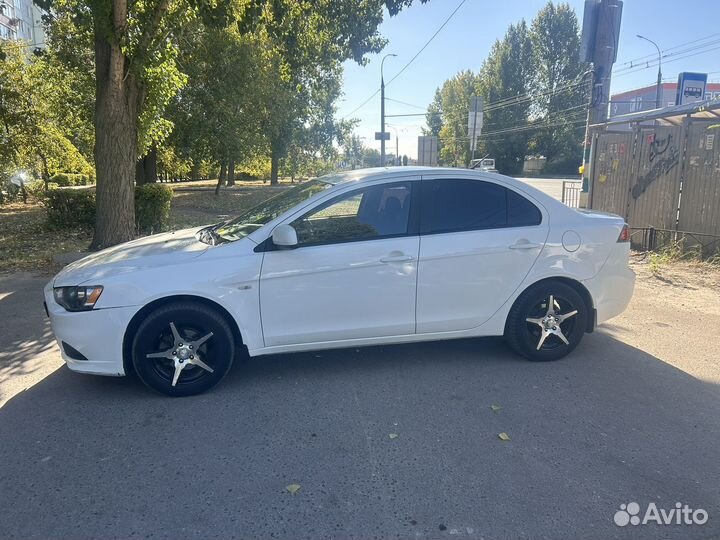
[617,224,630,243]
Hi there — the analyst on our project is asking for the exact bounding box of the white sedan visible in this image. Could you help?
[44,167,635,396]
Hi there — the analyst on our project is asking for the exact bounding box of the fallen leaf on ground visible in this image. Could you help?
[491,404,501,413]
[389,433,398,439]
[286,484,301,495]
[497,432,511,441]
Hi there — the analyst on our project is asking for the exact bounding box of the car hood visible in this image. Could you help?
[53,227,209,286]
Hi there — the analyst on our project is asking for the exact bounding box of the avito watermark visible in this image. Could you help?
[614,502,708,527]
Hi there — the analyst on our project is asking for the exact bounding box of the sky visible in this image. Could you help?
[335,0,720,159]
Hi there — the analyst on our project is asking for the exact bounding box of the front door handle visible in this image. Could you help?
[509,240,542,250]
[380,253,415,263]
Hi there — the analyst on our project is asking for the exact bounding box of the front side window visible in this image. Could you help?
[421,179,541,234]
[214,178,333,242]
[291,182,413,246]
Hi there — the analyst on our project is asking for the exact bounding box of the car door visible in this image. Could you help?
[259,179,420,347]
[416,177,549,333]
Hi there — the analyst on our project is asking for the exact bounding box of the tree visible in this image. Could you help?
[42,0,426,247]
[362,147,381,168]
[529,2,587,170]
[423,88,443,137]
[436,70,479,166]
[342,134,364,170]
[475,21,533,174]
[0,42,92,191]
[424,1,586,174]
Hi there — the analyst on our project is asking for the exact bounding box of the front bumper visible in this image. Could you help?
[44,282,136,376]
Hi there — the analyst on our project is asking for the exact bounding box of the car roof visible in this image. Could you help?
[319,166,570,216]
[321,166,514,185]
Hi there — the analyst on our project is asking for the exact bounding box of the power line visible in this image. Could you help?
[614,31,720,70]
[613,44,720,79]
[385,97,427,110]
[385,77,587,120]
[341,0,467,119]
[613,38,720,76]
[385,0,468,87]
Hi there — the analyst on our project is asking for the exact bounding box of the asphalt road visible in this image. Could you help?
[1,270,719,540]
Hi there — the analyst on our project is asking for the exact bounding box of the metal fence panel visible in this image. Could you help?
[677,121,720,237]
[589,131,635,218]
[626,125,683,230]
[562,181,582,208]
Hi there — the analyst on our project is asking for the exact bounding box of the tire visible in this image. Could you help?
[131,302,235,396]
[505,281,588,362]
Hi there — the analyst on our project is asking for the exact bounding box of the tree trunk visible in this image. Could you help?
[270,150,279,185]
[227,158,235,187]
[90,3,139,250]
[136,146,157,185]
[215,160,227,196]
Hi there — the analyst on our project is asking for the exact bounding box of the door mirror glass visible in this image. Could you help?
[272,224,298,248]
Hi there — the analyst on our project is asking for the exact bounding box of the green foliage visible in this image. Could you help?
[134,184,173,234]
[436,70,479,167]
[475,21,533,175]
[50,173,92,186]
[341,134,365,170]
[0,41,93,186]
[44,188,96,228]
[425,1,586,173]
[543,155,581,175]
[24,180,60,202]
[44,184,173,234]
[529,2,587,162]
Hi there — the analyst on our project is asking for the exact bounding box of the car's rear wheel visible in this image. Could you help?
[505,281,587,361]
[131,302,235,396]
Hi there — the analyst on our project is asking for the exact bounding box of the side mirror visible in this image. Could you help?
[271,224,298,248]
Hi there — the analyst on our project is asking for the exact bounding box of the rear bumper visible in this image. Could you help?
[582,251,636,325]
[44,282,134,376]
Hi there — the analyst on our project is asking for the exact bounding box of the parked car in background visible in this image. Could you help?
[470,158,498,173]
[45,167,635,396]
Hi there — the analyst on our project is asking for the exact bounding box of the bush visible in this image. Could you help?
[50,173,92,187]
[542,155,581,176]
[24,180,60,202]
[43,183,173,234]
[135,183,173,234]
[44,188,96,228]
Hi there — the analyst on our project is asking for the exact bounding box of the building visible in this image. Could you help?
[0,0,45,48]
[610,82,720,117]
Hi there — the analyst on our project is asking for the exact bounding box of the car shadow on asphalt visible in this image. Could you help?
[1,328,719,540]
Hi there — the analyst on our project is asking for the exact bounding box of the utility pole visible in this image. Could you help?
[380,54,396,167]
[636,34,662,110]
[579,0,623,200]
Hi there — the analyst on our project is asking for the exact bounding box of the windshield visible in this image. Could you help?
[213,179,334,242]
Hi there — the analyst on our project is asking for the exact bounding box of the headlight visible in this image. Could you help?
[53,286,104,312]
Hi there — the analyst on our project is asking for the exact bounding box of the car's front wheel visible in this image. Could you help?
[505,281,588,361]
[131,302,235,396]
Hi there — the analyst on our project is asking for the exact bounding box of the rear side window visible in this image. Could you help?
[507,189,542,227]
[421,179,541,234]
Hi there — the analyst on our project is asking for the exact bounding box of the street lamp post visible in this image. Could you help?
[380,53,397,167]
[637,34,662,110]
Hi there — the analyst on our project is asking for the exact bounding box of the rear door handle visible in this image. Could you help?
[380,254,415,263]
[509,240,542,250]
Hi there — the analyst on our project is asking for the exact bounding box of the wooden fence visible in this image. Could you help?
[588,119,720,252]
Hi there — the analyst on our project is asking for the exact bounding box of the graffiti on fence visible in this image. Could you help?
[632,133,680,199]
[647,132,674,163]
